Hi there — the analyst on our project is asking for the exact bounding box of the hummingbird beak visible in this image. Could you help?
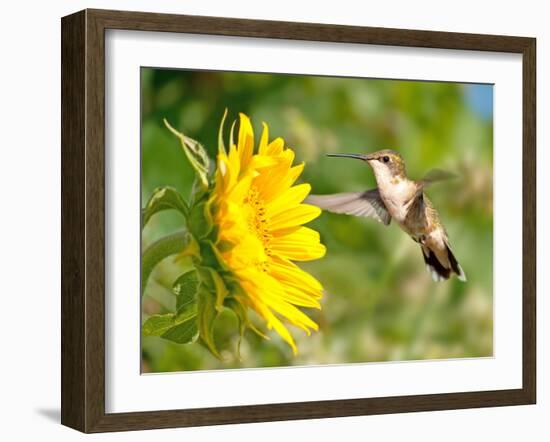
[326,153,368,161]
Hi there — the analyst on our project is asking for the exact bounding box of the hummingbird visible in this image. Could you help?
[307,150,466,282]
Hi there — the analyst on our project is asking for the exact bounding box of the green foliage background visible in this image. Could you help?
[141,68,493,372]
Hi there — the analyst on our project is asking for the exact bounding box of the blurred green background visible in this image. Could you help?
[141,68,493,373]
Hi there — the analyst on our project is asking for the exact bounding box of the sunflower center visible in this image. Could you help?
[245,186,273,263]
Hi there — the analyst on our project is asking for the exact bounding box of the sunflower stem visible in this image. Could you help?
[142,230,190,297]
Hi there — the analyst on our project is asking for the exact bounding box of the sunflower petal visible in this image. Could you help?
[266,137,284,155]
[269,256,324,294]
[237,113,254,170]
[269,204,321,231]
[266,183,312,217]
[258,122,269,154]
[282,285,322,309]
[245,273,319,332]
[246,289,298,354]
[270,227,326,261]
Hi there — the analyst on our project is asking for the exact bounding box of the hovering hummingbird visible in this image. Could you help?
[307,150,466,282]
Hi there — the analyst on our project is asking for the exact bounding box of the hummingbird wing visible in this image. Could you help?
[306,189,391,225]
[421,168,457,185]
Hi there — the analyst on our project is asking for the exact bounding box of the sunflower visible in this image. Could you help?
[213,113,326,353]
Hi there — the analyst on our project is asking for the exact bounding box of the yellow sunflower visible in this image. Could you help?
[213,113,326,353]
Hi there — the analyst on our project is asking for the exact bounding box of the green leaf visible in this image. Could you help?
[142,314,177,336]
[224,297,248,357]
[197,288,220,358]
[188,201,214,239]
[173,270,199,313]
[207,268,228,312]
[200,240,229,271]
[141,230,192,297]
[142,306,199,345]
[164,119,210,190]
[142,186,189,229]
[226,290,269,341]
[190,178,208,204]
[223,294,268,358]
[161,316,199,344]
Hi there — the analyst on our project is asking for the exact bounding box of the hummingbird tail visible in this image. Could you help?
[421,244,466,282]
[446,244,467,282]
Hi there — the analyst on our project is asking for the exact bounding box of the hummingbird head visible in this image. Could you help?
[327,149,407,182]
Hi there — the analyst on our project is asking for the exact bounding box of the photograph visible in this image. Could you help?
[140,68,494,373]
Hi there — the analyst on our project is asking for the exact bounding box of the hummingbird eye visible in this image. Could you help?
[382,156,390,163]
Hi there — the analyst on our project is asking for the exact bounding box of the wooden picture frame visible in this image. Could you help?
[61,8,536,433]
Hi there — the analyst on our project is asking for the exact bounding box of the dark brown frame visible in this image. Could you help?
[61,8,536,433]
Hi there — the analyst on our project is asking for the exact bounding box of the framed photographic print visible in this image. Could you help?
[61,9,536,433]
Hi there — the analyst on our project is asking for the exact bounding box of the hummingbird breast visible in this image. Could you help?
[379,178,442,245]
[377,178,419,225]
